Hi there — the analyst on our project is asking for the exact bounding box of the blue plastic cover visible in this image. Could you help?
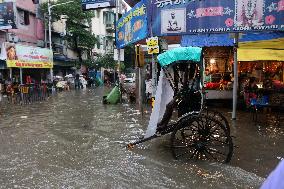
[181,34,234,47]
[181,32,284,47]
[157,47,202,67]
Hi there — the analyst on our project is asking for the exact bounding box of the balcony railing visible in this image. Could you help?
[105,23,115,32]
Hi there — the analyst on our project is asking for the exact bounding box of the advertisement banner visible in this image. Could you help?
[146,37,159,54]
[81,0,115,10]
[148,0,284,36]
[0,2,17,30]
[5,43,53,68]
[116,0,148,48]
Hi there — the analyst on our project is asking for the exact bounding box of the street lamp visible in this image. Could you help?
[48,0,74,81]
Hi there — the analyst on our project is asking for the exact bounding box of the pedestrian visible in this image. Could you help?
[6,83,13,104]
[244,77,258,107]
[74,74,81,90]
[145,74,153,103]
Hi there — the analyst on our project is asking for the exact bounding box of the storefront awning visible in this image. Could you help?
[181,34,234,47]
[53,54,76,67]
[238,49,284,61]
[181,32,284,49]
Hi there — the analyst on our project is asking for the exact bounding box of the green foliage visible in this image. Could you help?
[40,0,97,63]
[95,54,116,69]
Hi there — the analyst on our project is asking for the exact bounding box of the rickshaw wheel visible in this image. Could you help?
[202,108,230,134]
[171,115,233,163]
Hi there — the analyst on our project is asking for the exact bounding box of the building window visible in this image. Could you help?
[18,9,30,25]
[103,11,114,25]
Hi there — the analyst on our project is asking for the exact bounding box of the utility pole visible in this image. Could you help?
[116,0,121,82]
[232,33,239,120]
[48,0,73,82]
[48,0,53,82]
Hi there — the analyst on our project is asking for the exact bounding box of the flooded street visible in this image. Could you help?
[1,88,281,188]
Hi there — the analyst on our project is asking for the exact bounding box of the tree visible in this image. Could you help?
[95,54,116,69]
[41,0,97,65]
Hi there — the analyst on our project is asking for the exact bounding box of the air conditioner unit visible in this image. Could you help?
[7,33,19,43]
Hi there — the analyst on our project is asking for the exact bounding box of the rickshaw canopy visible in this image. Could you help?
[157,47,202,67]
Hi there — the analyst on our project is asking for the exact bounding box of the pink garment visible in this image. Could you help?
[261,160,284,189]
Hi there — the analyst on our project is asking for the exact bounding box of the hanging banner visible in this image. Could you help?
[81,0,115,11]
[146,37,159,54]
[5,43,53,68]
[0,2,17,30]
[116,0,148,48]
[148,0,284,36]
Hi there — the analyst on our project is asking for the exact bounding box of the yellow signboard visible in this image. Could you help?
[6,61,53,68]
[146,37,159,54]
[5,43,53,68]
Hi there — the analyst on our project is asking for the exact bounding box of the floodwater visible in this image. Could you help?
[0,88,282,188]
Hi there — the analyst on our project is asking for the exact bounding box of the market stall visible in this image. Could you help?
[234,32,284,120]
[181,34,234,100]
[203,47,233,100]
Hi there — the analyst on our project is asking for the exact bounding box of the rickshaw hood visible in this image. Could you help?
[157,47,202,67]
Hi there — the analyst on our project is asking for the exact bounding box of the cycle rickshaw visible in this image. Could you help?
[127,47,233,163]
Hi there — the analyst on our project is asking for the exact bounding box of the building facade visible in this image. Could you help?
[0,0,46,82]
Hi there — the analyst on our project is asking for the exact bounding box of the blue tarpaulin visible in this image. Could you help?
[181,34,234,47]
[181,32,284,48]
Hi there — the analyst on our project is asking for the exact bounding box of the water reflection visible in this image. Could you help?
[0,89,265,188]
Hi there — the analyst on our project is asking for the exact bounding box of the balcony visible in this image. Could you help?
[105,23,115,32]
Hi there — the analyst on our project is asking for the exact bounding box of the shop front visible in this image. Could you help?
[181,32,284,103]
[237,35,284,108]
[181,34,235,100]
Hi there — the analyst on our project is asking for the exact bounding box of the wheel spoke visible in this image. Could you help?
[207,148,227,156]
[189,149,198,159]
[204,148,218,161]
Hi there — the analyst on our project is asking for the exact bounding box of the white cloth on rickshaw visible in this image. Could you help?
[144,69,174,138]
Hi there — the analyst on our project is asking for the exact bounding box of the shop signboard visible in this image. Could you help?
[116,0,148,48]
[81,0,115,10]
[146,37,159,54]
[4,43,53,68]
[148,0,284,36]
[0,2,16,30]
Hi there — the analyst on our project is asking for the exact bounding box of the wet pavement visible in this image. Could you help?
[0,88,283,188]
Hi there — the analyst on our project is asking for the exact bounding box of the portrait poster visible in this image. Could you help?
[0,2,17,30]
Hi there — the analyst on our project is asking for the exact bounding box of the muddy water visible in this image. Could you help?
[0,89,266,188]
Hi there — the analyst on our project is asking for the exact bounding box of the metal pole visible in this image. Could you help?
[151,54,156,97]
[232,33,239,120]
[9,68,12,80]
[20,68,23,85]
[115,0,122,103]
[44,13,47,48]
[138,67,143,114]
[116,0,121,81]
[48,0,54,82]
